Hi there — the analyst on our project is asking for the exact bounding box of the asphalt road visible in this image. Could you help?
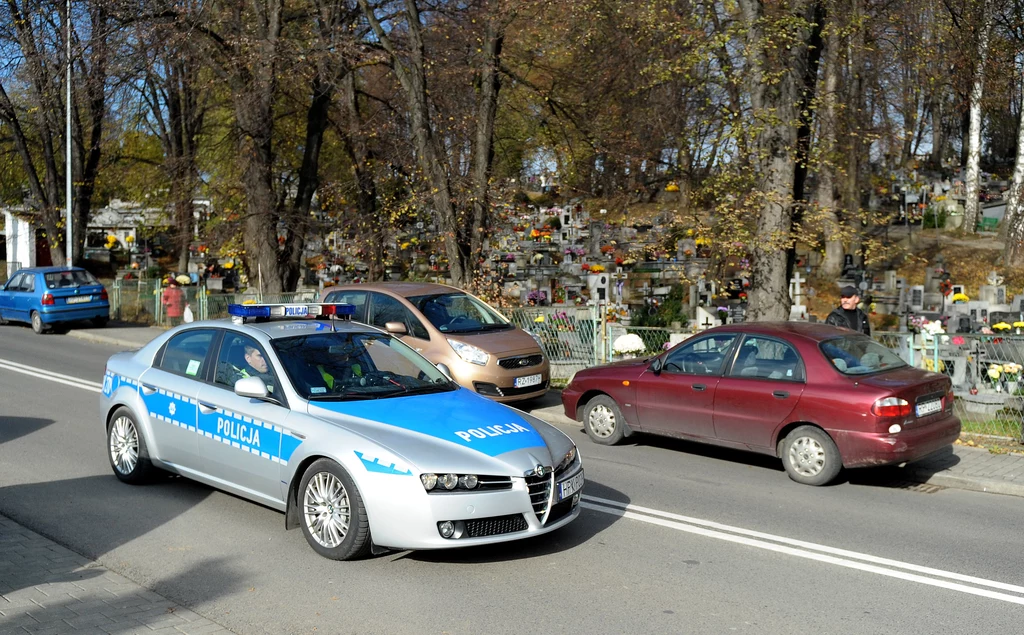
[2,328,1023,634]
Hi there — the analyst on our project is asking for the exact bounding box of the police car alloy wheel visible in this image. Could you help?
[107,407,156,484]
[584,395,626,445]
[298,459,371,560]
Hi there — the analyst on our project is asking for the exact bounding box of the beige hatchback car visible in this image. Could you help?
[319,283,549,402]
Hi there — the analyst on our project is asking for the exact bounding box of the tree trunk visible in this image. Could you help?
[789,1,824,287]
[1001,97,1024,265]
[338,71,384,281]
[467,18,505,284]
[962,0,993,234]
[816,4,843,279]
[281,75,332,291]
[842,0,865,261]
[358,0,467,287]
[740,0,812,322]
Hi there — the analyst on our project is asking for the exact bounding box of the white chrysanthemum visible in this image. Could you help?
[612,333,646,355]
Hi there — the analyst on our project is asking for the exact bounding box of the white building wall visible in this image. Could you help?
[4,211,35,271]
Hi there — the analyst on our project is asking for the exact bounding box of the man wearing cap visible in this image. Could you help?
[826,285,871,335]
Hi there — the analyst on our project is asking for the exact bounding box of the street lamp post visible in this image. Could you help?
[65,0,72,267]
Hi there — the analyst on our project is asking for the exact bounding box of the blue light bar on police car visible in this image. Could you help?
[227,303,355,322]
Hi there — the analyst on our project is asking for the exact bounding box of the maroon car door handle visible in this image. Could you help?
[773,390,790,399]
[691,383,706,391]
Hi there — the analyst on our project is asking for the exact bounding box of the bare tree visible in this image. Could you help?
[0,0,111,265]
[956,0,994,233]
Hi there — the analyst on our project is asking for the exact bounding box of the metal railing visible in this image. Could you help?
[880,331,1024,440]
[505,306,687,386]
[108,280,316,327]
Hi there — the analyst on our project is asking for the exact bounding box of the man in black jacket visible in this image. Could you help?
[825,285,871,335]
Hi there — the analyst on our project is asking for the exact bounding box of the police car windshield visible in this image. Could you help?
[272,332,455,401]
[408,293,512,334]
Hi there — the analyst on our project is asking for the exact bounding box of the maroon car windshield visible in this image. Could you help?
[819,336,907,375]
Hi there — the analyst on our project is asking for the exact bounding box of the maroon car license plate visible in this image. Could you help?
[916,400,942,417]
[557,470,584,502]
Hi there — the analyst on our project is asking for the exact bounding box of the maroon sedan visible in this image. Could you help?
[561,323,961,485]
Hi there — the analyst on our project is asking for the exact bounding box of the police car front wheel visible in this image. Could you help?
[298,459,371,560]
[107,407,157,484]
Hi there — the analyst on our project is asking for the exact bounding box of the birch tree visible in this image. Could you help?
[958,0,994,233]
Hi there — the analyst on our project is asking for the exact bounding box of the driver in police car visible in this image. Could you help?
[234,344,276,393]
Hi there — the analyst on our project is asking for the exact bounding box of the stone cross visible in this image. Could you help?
[789,271,806,304]
[702,316,715,329]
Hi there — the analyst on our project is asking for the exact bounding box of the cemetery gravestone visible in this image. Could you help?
[910,285,925,312]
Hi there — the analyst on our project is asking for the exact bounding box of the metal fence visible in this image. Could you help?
[505,306,686,386]
[109,280,316,327]
[878,331,1024,440]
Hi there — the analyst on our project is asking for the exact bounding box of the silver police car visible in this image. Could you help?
[100,303,584,559]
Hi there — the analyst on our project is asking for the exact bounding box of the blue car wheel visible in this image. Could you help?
[31,311,47,334]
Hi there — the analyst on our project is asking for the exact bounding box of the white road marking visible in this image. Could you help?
[0,354,103,389]
[0,358,103,392]
[581,495,1024,606]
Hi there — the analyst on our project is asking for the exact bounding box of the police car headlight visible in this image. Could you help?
[438,473,459,490]
[447,339,489,366]
[420,473,438,490]
[557,446,577,472]
[458,474,478,489]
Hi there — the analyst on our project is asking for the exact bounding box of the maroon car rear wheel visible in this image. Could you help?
[781,425,842,486]
[583,395,626,445]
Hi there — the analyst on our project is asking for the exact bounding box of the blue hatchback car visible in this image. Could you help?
[0,267,110,333]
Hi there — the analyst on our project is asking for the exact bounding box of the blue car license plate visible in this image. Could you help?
[66,295,92,304]
[557,470,584,502]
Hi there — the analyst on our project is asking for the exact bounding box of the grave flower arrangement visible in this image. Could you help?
[527,289,547,304]
[920,319,945,342]
[992,322,1011,331]
[1014,321,1024,334]
[612,333,646,357]
[986,364,1004,389]
[590,264,606,274]
[951,292,969,303]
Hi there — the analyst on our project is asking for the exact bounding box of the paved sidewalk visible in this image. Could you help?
[0,516,231,635]
[65,324,1024,499]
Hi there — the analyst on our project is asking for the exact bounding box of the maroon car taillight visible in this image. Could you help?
[944,387,954,412]
[871,397,911,418]
[40,293,54,306]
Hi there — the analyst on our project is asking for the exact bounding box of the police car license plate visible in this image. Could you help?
[514,373,542,389]
[66,295,91,304]
[916,399,942,417]
[557,470,584,502]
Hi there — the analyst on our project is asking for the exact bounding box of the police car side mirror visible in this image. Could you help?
[435,363,453,379]
[384,321,407,335]
[235,376,269,400]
